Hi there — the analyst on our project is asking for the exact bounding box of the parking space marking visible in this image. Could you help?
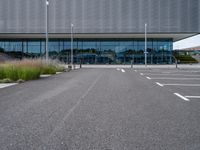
[134,70,137,72]
[148,77,200,80]
[185,96,200,99]
[140,70,200,102]
[174,93,190,101]
[40,74,52,78]
[156,82,164,87]
[121,69,125,73]
[0,83,18,89]
[162,71,200,73]
[161,84,200,87]
[117,68,120,71]
[143,74,200,77]
[146,76,151,80]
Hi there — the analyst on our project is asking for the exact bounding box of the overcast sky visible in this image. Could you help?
[173,34,200,50]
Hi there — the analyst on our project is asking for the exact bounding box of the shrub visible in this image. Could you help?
[0,78,12,83]
[174,55,198,63]
[40,62,66,74]
[55,65,66,72]
[17,79,25,83]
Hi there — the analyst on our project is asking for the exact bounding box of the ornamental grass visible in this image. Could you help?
[0,59,65,82]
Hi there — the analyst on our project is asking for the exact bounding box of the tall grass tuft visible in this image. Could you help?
[40,64,57,75]
[0,59,65,82]
[17,66,41,80]
[0,66,5,79]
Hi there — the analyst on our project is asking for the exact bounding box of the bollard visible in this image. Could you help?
[131,60,133,68]
[80,59,82,68]
[68,65,72,70]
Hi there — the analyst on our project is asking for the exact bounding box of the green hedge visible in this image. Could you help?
[174,55,198,63]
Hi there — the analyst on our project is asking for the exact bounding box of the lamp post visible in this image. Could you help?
[144,23,147,67]
[45,0,49,62]
[71,23,74,69]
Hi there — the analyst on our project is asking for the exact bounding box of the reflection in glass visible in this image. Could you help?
[0,39,173,64]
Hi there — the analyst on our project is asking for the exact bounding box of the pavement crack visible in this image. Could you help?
[46,73,103,140]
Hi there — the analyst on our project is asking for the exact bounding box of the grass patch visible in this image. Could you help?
[18,66,41,80]
[174,55,198,64]
[40,64,57,75]
[0,59,66,81]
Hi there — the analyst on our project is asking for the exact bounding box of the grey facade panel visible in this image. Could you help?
[199,1,200,31]
[0,0,199,34]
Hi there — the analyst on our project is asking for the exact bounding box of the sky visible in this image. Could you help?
[173,34,200,50]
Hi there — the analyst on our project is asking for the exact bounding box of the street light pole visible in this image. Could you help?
[144,23,147,67]
[71,23,74,69]
[45,0,49,62]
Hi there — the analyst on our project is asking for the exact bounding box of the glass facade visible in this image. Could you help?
[0,38,173,64]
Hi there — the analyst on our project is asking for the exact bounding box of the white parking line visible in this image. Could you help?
[0,83,18,89]
[143,74,200,77]
[185,96,200,99]
[156,82,164,87]
[134,70,137,72]
[172,71,200,73]
[40,74,52,78]
[140,73,144,76]
[162,84,200,87]
[162,71,200,73]
[148,78,200,80]
[146,76,151,80]
[117,68,120,71]
[56,72,62,74]
[121,69,125,73]
[174,93,190,101]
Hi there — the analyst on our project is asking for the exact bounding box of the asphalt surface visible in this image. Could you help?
[0,68,200,150]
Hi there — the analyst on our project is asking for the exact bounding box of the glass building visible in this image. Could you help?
[0,39,172,64]
[0,0,199,64]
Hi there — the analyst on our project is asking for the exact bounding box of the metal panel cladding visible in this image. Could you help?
[0,0,199,34]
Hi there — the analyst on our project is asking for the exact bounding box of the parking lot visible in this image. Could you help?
[136,68,200,102]
[1,67,200,149]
